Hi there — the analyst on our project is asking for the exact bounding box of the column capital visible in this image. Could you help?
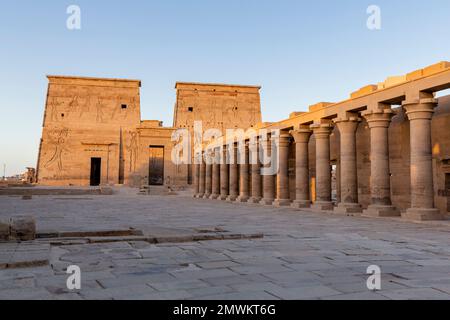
[362,108,395,128]
[277,133,291,148]
[402,98,438,121]
[290,126,312,144]
[333,114,361,134]
[310,121,333,138]
[333,112,361,124]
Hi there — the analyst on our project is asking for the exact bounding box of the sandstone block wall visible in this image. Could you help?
[37,76,142,186]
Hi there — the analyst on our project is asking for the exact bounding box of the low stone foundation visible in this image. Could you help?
[0,186,113,196]
[0,216,36,241]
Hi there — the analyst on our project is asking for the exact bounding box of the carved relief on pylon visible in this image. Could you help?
[127,131,138,172]
[43,128,69,172]
[96,97,105,123]
[48,97,60,122]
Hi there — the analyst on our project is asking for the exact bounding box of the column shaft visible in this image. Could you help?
[193,156,200,198]
[219,146,229,200]
[227,144,239,201]
[237,142,250,202]
[249,140,262,203]
[290,128,312,208]
[403,98,443,220]
[274,134,291,206]
[310,123,334,211]
[334,116,362,214]
[259,137,275,205]
[210,148,220,199]
[362,109,399,217]
[204,150,212,198]
[198,153,206,198]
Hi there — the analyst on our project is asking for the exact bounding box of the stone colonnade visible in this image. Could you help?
[193,98,444,221]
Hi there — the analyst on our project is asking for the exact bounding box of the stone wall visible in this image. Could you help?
[174,82,262,132]
[37,76,142,186]
[37,78,260,188]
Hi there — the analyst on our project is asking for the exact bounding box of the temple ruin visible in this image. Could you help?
[192,62,450,221]
[36,62,450,221]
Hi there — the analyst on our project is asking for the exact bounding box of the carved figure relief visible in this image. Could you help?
[44,128,69,171]
[128,131,138,172]
[79,96,90,119]
[66,95,82,119]
[111,96,121,121]
[96,97,105,123]
[48,97,60,122]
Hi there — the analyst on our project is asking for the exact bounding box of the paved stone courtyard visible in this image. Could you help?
[1,189,450,300]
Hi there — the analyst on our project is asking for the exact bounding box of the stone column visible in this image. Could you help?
[274,133,291,206]
[219,146,229,200]
[402,98,443,220]
[193,153,201,198]
[210,147,221,199]
[204,149,213,199]
[310,122,334,211]
[333,114,362,215]
[249,139,262,203]
[259,136,275,205]
[227,144,239,201]
[290,127,312,208]
[237,142,250,202]
[361,109,399,217]
[198,152,206,198]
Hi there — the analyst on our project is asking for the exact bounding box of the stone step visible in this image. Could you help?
[138,185,177,196]
[36,228,142,239]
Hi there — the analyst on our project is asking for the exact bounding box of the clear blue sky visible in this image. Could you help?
[1,0,449,175]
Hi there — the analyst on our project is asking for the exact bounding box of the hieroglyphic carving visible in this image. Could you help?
[96,97,105,123]
[79,95,90,119]
[48,97,60,122]
[111,96,121,121]
[44,128,69,171]
[128,131,138,172]
[222,98,239,127]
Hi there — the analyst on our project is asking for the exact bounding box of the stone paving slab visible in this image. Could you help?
[0,193,450,300]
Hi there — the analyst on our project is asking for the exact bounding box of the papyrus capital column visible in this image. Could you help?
[273,133,292,206]
[219,146,229,200]
[310,122,334,211]
[402,98,443,220]
[249,139,262,203]
[290,126,312,208]
[333,114,363,215]
[193,152,201,198]
[361,108,399,217]
[237,142,250,202]
[226,143,239,202]
[203,149,213,198]
[198,151,206,198]
[210,147,221,199]
[259,136,275,205]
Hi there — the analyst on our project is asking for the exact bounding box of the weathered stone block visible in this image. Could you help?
[100,187,113,195]
[0,220,10,240]
[9,216,36,241]
[309,102,333,112]
[350,85,378,99]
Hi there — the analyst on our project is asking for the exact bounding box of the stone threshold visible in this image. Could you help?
[36,232,264,246]
[36,228,143,239]
[1,226,264,270]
